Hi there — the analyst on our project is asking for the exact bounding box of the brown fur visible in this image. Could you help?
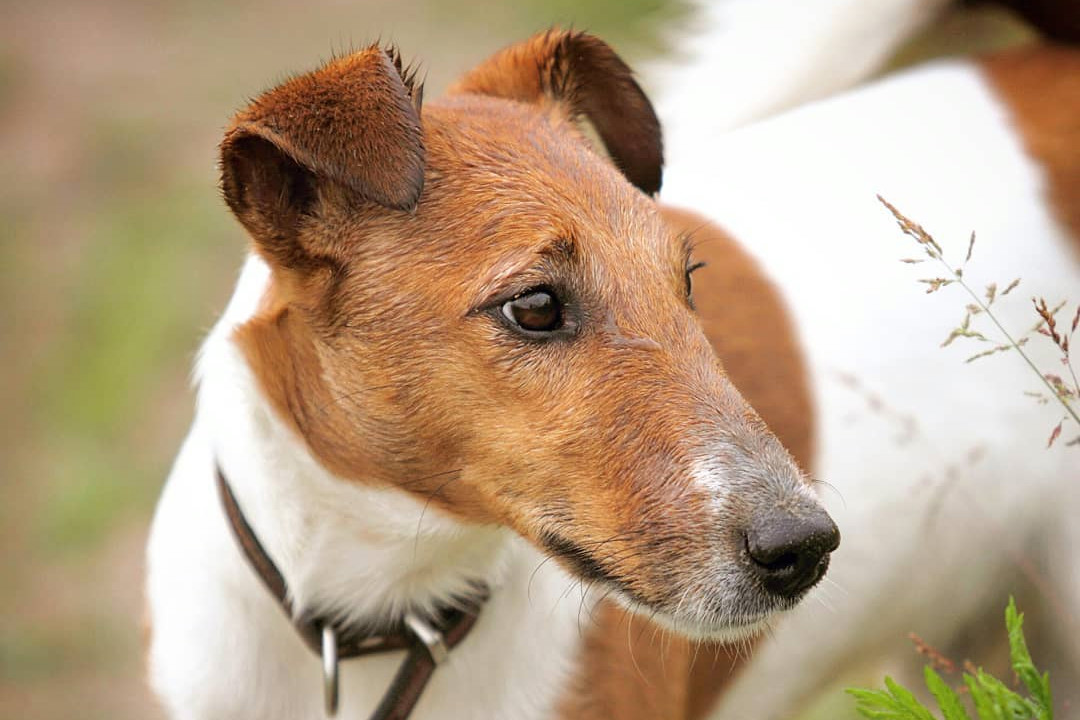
[981,45,1080,257]
[227,32,819,719]
[555,603,747,720]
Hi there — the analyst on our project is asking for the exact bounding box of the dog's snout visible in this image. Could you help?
[745,508,839,598]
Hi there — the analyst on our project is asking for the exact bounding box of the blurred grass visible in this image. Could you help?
[1,610,129,682]
[30,179,233,554]
[508,0,682,53]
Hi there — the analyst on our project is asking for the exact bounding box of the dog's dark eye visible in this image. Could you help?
[502,290,563,332]
[685,261,706,300]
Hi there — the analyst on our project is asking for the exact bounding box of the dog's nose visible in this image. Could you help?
[745,507,839,598]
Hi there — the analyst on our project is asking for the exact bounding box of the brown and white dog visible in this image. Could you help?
[145,32,839,720]
[146,8,1080,719]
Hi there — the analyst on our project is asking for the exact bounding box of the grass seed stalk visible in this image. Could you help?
[878,196,1079,446]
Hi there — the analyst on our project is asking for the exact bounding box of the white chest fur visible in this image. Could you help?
[145,257,585,720]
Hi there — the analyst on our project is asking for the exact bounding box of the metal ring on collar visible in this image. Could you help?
[322,624,339,716]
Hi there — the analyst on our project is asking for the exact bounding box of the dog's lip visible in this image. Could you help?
[535,530,669,608]
[625,600,775,642]
[536,530,626,587]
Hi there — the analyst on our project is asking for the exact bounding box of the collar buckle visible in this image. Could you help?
[404,612,450,665]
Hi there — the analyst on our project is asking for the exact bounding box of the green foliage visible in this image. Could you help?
[847,598,1052,720]
[511,0,691,55]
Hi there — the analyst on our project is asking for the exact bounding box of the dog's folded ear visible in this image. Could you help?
[220,46,425,265]
[450,29,663,196]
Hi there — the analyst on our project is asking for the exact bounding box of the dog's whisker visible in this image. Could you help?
[411,469,464,561]
[625,601,652,688]
[820,575,849,598]
[809,478,847,511]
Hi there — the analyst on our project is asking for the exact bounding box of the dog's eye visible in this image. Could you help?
[502,290,563,332]
[685,261,706,300]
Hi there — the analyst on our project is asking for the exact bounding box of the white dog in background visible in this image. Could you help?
[654,0,952,143]
[654,1,1080,716]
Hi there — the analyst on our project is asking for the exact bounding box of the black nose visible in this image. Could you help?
[745,508,840,598]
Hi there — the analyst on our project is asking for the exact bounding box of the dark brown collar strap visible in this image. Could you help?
[215,466,488,718]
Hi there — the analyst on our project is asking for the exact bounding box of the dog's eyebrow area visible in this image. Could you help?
[471,236,578,306]
[603,309,662,350]
[677,229,699,267]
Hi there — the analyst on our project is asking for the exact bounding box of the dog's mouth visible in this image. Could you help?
[536,529,805,641]
[537,530,637,596]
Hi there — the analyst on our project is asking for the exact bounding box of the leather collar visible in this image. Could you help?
[215,465,488,718]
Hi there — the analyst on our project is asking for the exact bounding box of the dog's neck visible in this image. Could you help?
[196,255,513,628]
[149,254,585,718]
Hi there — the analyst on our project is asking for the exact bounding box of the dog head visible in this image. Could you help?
[224,31,837,639]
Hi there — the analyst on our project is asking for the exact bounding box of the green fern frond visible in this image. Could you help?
[846,597,1052,720]
[924,667,971,720]
[1005,597,1053,717]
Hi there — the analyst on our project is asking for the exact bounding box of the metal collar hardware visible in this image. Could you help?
[215,465,488,718]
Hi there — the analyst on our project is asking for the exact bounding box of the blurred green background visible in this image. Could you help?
[0,0,1032,717]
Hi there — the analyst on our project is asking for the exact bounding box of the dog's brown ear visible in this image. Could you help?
[221,46,425,266]
[450,29,663,195]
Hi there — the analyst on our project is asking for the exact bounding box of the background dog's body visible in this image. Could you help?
[659,38,1080,718]
[655,0,1078,150]
[654,0,953,141]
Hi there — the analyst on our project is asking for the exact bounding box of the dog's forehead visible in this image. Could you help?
[423,94,587,165]
[415,96,671,260]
